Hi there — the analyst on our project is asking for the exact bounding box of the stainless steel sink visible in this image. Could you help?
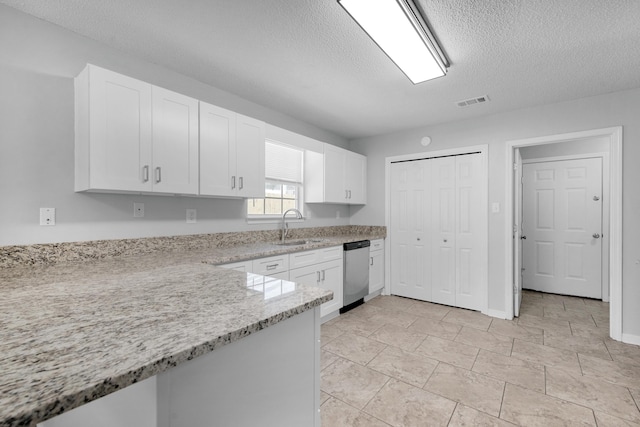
[274,239,326,246]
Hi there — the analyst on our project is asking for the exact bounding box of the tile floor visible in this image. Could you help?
[320,291,640,426]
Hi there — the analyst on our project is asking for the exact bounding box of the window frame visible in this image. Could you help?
[247,140,305,223]
[246,179,304,222]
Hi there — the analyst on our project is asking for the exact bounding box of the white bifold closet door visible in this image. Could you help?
[390,153,484,311]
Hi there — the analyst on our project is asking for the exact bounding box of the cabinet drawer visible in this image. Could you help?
[219,260,253,273]
[370,239,384,252]
[252,255,289,275]
[289,246,342,269]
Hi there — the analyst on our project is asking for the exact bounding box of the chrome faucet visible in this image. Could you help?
[281,208,303,243]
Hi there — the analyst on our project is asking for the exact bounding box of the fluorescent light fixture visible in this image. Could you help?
[338,0,448,84]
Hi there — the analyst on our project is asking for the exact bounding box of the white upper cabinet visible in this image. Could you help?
[199,103,236,197]
[199,102,265,198]
[235,114,265,198]
[75,65,153,192]
[151,86,199,195]
[75,64,198,195]
[305,144,367,205]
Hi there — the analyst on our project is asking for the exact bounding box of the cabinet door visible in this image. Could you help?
[151,86,199,195]
[88,66,153,192]
[369,250,384,293]
[323,144,346,203]
[289,264,321,288]
[236,114,265,198]
[318,259,343,317]
[199,102,237,197]
[346,152,367,204]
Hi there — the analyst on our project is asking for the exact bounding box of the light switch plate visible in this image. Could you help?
[40,208,56,225]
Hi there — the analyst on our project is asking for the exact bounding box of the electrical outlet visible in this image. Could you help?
[39,208,56,226]
[134,203,144,218]
[186,209,197,223]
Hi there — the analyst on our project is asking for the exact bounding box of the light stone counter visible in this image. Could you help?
[0,226,386,426]
[0,256,331,427]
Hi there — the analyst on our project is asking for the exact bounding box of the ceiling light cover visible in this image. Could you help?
[339,0,447,84]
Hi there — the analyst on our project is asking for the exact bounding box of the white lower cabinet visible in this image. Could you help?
[220,246,344,318]
[289,258,343,318]
[369,239,385,294]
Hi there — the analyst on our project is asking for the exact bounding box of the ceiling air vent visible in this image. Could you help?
[456,95,490,107]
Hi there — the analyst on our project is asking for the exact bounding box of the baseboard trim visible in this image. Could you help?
[484,309,509,320]
[621,333,640,346]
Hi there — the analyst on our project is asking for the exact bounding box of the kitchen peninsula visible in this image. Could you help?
[0,226,385,426]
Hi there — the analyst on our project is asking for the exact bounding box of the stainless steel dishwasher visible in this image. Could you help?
[341,240,370,313]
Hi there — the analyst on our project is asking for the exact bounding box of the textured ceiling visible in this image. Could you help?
[2,0,640,140]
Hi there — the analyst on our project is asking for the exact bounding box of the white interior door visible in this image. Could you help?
[390,160,431,301]
[522,158,603,298]
[514,149,523,317]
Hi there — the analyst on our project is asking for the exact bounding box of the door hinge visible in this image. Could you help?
[514,286,518,293]
[513,163,518,171]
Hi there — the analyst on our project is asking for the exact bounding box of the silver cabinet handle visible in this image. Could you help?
[266,264,278,270]
[231,176,236,189]
[370,257,374,266]
[155,167,162,183]
[239,176,244,190]
[348,190,352,199]
[317,271,321,283]
[322,270,326,281]
[142,165,149,183]
[593,233,600,239]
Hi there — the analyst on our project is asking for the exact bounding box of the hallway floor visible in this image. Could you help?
[320,291,640,426]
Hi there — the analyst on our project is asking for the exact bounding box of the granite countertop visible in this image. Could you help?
[0,229,385,426]
[0,257,330,427]
[199,233,385,265]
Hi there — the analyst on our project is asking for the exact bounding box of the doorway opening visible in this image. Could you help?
[505,127,622,341]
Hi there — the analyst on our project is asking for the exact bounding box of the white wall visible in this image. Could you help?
[0,5,351,246]
[349,88,640,338]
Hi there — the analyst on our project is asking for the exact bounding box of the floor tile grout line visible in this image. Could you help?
[445,402,459,426]
[422,360,440,388]
[359,375,392,415]
[497,381,507,423]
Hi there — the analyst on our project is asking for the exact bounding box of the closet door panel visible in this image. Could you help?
[455,153,484,310]
[431,157,456,306]
[390,160,431,301]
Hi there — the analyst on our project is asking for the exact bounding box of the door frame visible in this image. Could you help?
[385,144,489,313]
[504,127,622,341]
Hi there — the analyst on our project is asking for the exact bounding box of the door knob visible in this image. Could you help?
[593,233,600,239]
[416,237,421,241]
[521,236,527,240]
[593,196,600,201]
